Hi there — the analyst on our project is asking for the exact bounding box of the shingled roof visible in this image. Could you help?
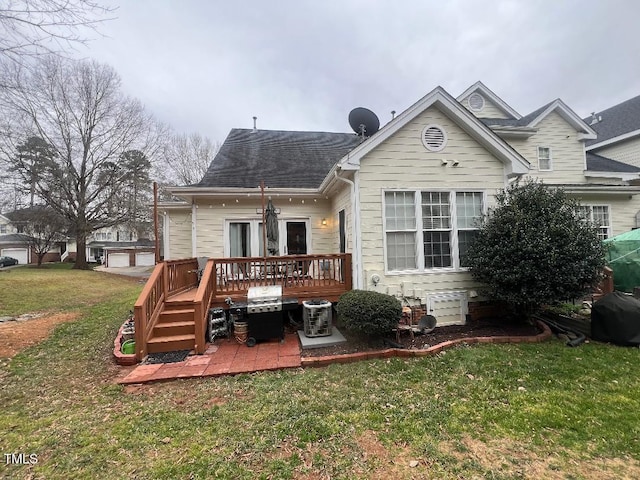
[585,94,640,147]
[586,152,640,173]
[197,129,361,189]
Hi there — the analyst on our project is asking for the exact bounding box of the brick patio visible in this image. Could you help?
[118,332,301,384]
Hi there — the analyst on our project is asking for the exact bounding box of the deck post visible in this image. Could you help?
[344,253,352,292]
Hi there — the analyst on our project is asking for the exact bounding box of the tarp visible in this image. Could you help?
[603,229,640,292]
[591,291,640,346]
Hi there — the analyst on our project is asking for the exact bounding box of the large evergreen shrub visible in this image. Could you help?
[336,290,402,337]
[466,180,606,315]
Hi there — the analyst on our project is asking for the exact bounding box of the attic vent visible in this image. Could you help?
[421,125,447,152]
[468,93,485,112]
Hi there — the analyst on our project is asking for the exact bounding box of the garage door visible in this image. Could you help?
[107,252,130,268]
[135,252,155,266]
[1,248,29,264]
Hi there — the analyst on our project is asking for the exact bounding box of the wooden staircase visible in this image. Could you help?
[146,290,197,354]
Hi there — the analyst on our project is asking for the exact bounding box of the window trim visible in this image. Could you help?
[382,189,487,274]
[579,204,612,240]
[537,146,553,171]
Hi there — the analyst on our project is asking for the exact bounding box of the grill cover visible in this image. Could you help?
[591,292,640,346]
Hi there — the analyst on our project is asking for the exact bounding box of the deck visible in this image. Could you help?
[133,254,352,360]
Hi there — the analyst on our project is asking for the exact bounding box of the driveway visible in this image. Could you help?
[94,265,154,279]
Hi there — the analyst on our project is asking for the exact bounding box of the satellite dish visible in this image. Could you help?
[348,107,380,137]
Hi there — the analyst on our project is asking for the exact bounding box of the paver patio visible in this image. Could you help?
[118,332,301,384]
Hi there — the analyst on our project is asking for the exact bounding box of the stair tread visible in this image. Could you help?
[148,333,195,343]
[155,320,194,327]
[161,308,195,314]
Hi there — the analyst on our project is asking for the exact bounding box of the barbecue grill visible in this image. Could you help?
[234,285,298,346]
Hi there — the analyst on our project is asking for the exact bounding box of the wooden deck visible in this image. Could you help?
[134,254,352,360]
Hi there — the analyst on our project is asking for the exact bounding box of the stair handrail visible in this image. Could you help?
[134,262,166,361]
[193,259,215,354]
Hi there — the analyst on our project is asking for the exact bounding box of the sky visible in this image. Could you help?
[76,0,640,143]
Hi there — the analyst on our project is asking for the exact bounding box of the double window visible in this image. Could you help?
[385,190,484,272]
[579,205,611,240]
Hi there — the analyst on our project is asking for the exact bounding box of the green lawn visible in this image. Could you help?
[1,266,640,479]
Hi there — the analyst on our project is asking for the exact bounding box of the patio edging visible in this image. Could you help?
[300,320,552,368]
[113,325,136,366]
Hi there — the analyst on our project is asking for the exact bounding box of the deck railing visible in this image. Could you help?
[211,253,352,298]
[133,262,166,361]
[165,258,199,296]
[193,259,215,354]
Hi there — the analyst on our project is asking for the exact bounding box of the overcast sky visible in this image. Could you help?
[79,0,640,143]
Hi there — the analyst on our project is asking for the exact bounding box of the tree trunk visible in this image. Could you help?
[74,233,90,270]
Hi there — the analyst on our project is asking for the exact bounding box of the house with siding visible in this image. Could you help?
[158,82,640,326]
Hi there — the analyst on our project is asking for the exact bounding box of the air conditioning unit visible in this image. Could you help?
[303,300,332,337]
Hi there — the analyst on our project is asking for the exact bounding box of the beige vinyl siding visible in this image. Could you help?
[508,112,587,184]
[571,194,640,235]
[592,136,640,168]
[358,105,506,300]
[460,94,512,119]
[330,182,353,253]
[193,197,333,258]
[166,210,193,259]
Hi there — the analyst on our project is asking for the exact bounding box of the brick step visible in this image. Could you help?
[159,308,195,323]
[147,334,195,354]
[153,320,195,337]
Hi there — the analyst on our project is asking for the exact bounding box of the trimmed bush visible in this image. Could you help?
[336,289,402,337]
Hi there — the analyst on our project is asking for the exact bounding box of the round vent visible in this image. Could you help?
[468,93,485,112]
[421,125,447,152]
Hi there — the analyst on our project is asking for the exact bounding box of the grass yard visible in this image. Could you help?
[1,265,640,479]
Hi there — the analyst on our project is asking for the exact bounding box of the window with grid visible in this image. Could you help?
[538,146,552,171]
[422,192,452,268]
[578,205,610,240]
[384,191,417,270]
[456,192,483,267]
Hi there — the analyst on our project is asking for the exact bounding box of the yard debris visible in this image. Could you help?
[409,460,419,468]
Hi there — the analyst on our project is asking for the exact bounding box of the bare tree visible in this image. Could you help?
[0,56,159,269]
[0,0,114,66]
[7,205,67,266]
[161,132,219,186]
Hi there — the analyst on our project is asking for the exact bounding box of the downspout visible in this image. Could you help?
[334,169,362,289]
[191,202,197,258]
[163,211,170,260]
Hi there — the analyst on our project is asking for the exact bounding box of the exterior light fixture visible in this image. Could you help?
[321,218,327,226]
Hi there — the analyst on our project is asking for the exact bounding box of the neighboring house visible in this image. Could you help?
[0,211,65,264]
[78,226,156,267]
[159,82,640,325]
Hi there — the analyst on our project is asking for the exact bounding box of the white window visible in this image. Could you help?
[0,224,6,234]
[384,190,484,272]
[385,191,417,270]
[538,146,552,171]
[579,205,611,240]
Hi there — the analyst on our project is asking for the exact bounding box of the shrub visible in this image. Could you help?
[336,289,402,337]
[466,179,606,316]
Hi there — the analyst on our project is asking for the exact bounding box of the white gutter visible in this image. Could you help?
[191,202,197,257]
[334,169,362,289]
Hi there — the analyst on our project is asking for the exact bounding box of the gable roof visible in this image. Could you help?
[480,99,597,139]
[586,152,640,173]
[197,129,360,189]
[339,86,530,177]
[456,81,522,119]
[584,94,640,149]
